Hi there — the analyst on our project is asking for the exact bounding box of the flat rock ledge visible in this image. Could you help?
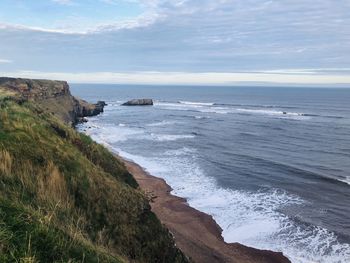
[122,99,153,106]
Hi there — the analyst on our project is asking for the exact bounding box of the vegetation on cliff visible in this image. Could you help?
[0,77,105,126]
[0,81,188,262]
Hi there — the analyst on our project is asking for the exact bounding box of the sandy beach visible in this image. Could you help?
[120,156,291,263]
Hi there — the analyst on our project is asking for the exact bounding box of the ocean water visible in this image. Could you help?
[72,84,350,263]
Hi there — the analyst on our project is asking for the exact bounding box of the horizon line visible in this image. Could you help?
[1,70,350,88]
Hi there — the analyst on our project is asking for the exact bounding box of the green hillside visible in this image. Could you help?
[0,94,188,262]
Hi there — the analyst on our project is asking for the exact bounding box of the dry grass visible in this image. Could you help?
[0,87,18,99]
[0,110,9,124]
[0,150,12,176]
[19,257,37,263]
[38,161,70,208]
[0,99,187,263]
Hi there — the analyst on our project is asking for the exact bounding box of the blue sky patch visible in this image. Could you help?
[0,0,143,32]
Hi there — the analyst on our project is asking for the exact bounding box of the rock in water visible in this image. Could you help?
[122,99,153,106]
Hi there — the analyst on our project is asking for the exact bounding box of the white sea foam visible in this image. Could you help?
[198,107,231,114]
[85,123,195,143]
[84,119,195,143]
[81,120,350,263]
[84,123,145,143]
[237,108,294,116]
[178,101,215,106]
[121,151,350,263]
[163,147,197,156]
[236,108,310,120]
[194,115,207,119]
[147,120,179,127]
[150,133,195,141]
[156,102,231,114]
[237,108,310,119]
[339,176,350,185]
[155,102,203,111]
[155,102,311,119]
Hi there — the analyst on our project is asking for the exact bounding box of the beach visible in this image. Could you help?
[121,156,291,263]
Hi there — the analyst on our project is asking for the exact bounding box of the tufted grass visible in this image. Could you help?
[0,98,187,263]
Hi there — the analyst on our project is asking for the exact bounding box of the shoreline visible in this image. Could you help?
[119,155,291,263]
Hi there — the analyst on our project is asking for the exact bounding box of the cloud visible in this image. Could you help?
[0,0,149,34]
[1,70,350,86]
[0,22,80,34]
[52,0,73,5]
[0,0,349,77]
[100,0,140,5]
[0,11,159,35]
[0,59,12,64]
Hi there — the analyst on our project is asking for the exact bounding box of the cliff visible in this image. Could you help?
[0,77,291,263]
[0,78,188,262]
[0,77,105,126]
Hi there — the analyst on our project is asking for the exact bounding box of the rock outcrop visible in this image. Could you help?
[122,99,153,106]
[75,99,106,118]
[0,77,105,126]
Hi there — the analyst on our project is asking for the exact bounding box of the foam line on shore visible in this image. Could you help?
[106,146,350,263]
[78,113,350,263]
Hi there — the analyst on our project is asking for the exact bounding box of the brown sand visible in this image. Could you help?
[121,157,291,263]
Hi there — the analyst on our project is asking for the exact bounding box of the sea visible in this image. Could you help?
[71,84,350,263]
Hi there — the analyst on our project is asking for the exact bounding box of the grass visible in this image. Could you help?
[0,150,12,176]
[0,87,18,100]
[0,200,121,263]
[0,98,188,262]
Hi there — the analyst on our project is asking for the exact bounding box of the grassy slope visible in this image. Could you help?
[0,97,188,262]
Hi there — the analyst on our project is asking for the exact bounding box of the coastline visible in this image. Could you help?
[119,155,291,263]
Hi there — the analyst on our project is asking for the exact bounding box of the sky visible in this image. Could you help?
[0,0,350,86]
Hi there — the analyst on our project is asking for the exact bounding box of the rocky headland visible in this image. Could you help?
[0,77,105,126]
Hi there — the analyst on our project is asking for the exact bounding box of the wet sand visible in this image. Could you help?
[121,156,291,263]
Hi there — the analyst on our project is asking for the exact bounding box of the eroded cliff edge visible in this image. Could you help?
[0,77,105,126]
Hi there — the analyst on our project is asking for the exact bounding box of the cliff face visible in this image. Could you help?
[0,77,105,126]
[0,77,188,262]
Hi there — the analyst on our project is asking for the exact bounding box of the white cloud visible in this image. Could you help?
[90,12,162,33]
[252,68,350,75]
[0,22,81,34]
[0,59,12,64]
[100,0,139,5]
[52,0,73,5]
[0,11,160,35]
[0,1,158,34]
[2,70,350,86]
[0,1,349,74]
